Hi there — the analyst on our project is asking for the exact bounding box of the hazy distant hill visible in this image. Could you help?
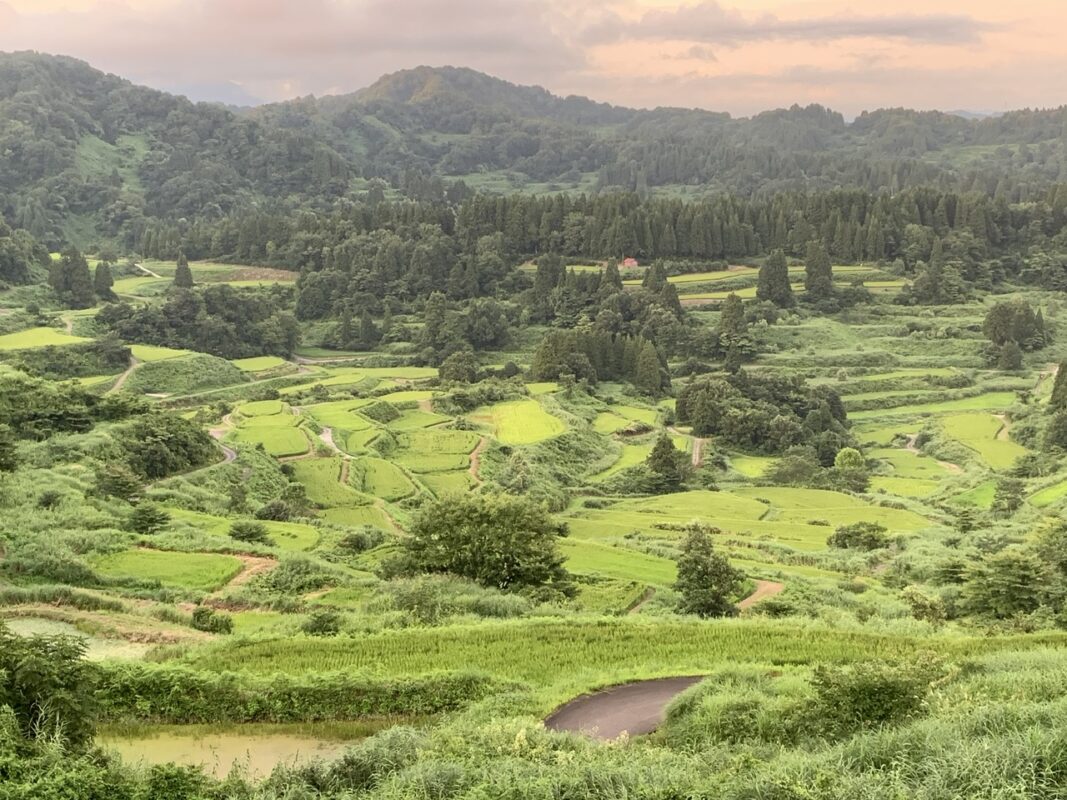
[1,51,1065,247]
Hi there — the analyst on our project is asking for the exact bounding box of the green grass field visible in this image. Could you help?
[0,327,89,350]
[1030,479,1067,508]
[470,399,567,445]
[92,549,242,591]
[952,480,997,509]
[238,399,286,416]
[940,412,1027,469]
[349,457,416,501]
[292,458,372,507]
[183,618,1055,698]
[129,344,191,362]
[849,391,1019,419]
[232,425,309,457]
[230,356,289,372]
[167,509,320,551]
[561,539,677,586]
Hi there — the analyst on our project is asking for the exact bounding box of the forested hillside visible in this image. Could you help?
[3,52,1067,250]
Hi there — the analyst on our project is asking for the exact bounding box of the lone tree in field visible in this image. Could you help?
[173,251,194,289]
[756,249,794,308]
[675,527,744,618]
[804,241,834,302]
[403,493,574,596]
[646,430,689,491]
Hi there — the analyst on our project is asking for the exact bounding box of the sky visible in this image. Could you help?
[0,0,1064,116]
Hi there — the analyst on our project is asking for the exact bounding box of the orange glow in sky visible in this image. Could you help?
[0,0,1063,114]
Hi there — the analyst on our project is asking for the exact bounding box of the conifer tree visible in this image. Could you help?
[646,430,686,490]
[756,249,794,308]
[173,251,194,288]
[65,249,95,309]
[93,261,115,301]
[804,241,834,301]
[359,309,381,348]
[634,341,663,395]
[718,293,747,338]
[1049,362,1067,411]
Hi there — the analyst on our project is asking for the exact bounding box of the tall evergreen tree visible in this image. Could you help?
[646,430,687,491]
[804,241,834,301]
[93,261,115,300]
[1049,362,1067,410]
[718,293,747,338]
[64,249,95,309]
[756,249,794,308]
[634,341,663,395]
[173,251,194,288]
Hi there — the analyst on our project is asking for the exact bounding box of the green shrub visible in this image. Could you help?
[228,520,271,545]
[93,664,502,723]
[807,655,943,736]
[828,521,890,550]
[126,502,170,535]
[301,609,342,636]
[190,606,233,634]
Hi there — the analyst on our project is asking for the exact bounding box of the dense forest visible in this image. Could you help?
[3,52,1067,251]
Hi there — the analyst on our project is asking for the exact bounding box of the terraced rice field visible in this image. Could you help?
[231,356,289,372]
[129,344,191,362]
[567,488,930,551]
[232,423,310,457]
[951,481,997,509]
[0,327,89,349]
[92,549,243,591]
[561,539,677,586]
[167,509,320,551]
[590,437,688,480]
[349,457,416,501]
[849,392,1018,420]
[291,458,370,507]
[729,454,777,478]
[470,399,566,445]
[940,412,1027,469]
[1030,479,1067,508]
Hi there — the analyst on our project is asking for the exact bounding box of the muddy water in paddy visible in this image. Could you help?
[98,724,368,779]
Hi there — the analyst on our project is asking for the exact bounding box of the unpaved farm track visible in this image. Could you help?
[545,676,703,740]
[739,579,784,610]
[468,436,488,485]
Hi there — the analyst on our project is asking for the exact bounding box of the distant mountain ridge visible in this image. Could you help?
[1,51,1065,248]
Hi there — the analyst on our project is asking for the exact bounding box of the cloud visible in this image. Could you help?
[668,44,718,62]
[581,2,997,47]
[0,0,585,101]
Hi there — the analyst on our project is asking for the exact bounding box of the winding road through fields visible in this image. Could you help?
[544,676,704,740]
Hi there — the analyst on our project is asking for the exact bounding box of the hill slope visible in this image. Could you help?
[2,52,1067,248]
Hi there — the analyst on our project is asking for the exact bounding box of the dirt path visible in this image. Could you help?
[418,398,433,413]
[626,587,656,614]
[904,433,962,475]
[134,262,163,279]
[319,427,343,455]
[217,555,277,592]
[61,314,74,334]
[108,356,141,394]
[738,579,785,610]
[1036,363,1059,397]
[468,436,488,486]
[690,438,706,468]
[544,676,704,740]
